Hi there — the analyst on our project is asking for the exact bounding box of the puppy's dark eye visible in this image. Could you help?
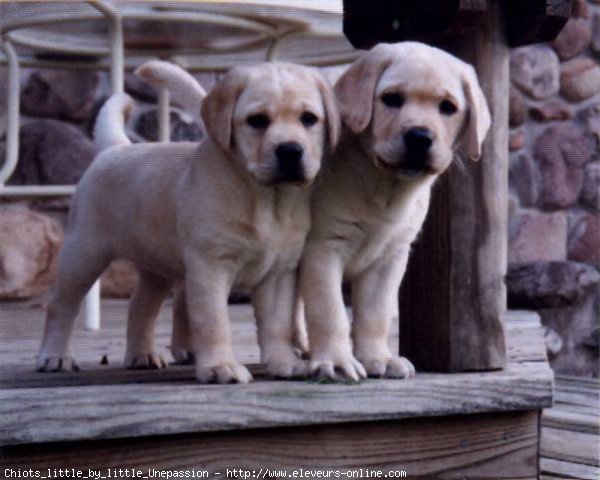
[300,111,318,127]
[381,93,404,108]
[247,113,270,129]
[439,99,458,115]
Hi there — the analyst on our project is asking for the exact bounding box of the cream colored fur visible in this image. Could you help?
[123,44,492,383]
[300,42,491,381]
[37,62,339,384]
[93,93,134,153]
[135,60,207,121]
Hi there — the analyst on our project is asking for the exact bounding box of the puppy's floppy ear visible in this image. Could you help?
[334,44,393,134]
[461,65,491,161]
[201,67,247,152]
[313,71,341,150]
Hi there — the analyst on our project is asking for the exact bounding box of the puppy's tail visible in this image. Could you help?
[93,93,134,153]
[135,60,207,121]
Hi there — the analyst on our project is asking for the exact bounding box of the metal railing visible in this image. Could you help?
[0,0,353,330]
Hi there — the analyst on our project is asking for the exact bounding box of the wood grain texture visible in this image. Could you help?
[0,304,552,446]
[544,406,600,434]
[0,307,545,388]
[541,428,600,467]
[0,362,552,446]
[400,1,509,372]
[540,376,599,480]
[541,459,599,480]
[1,411,540,479]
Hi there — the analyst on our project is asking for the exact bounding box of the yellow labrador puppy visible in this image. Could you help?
[134,61,311,366]
[300,42,491,381]
[37,63,340,383]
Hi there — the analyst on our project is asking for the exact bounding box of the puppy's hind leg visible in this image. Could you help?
[37,237,111,372]
[170,284,195,365]
[124,269,173,369]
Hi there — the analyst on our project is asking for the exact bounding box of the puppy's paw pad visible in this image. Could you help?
[266,357,311,379]
[171,347,195,365]
[125,352,169,370]
[36,355,80,373]
[196,362,253,384]
[363,356,415,379]
[310,357,367,383]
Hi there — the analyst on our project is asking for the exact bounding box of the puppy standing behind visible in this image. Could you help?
[301,42,491,381]
[37,63,340,383]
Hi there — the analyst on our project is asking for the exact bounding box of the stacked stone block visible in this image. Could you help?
[508,2,600,377]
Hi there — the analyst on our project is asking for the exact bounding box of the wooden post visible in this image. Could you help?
[399,2,509,372]
[342,0,570,372]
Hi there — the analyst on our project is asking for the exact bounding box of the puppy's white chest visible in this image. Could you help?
[345,195,427,276]
[235,209,308,288]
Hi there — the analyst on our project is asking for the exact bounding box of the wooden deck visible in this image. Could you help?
[0,299,558,477]
[541,375,600,480]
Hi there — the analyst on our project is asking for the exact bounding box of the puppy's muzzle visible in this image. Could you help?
[398,127,435,173]
[275,142,305,183]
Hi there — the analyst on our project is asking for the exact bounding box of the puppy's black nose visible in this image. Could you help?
[275,142,305,182]
[276,142,303,163]
[404,127,434,155]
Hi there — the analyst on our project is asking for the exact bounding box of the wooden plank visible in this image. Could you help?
[0,362,552,446]
[0,302,262,379]
[541,458,600,480]
[400,0,509,372]
[0,411,540,479]
[549,402,599,420]
[541,428,599,467]
[555,380,600,395]
[555,375,600,394]
[543,406,600,435]
[540,373,599,478]
[0,304,548,388]
[505,315,548,364]
[554,389,600,411]
[0,301,552,448]
[546,377,599,423]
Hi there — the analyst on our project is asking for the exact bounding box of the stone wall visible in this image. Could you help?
[0,5,598,376]
[0,66,209,298]
[507,1,599,377]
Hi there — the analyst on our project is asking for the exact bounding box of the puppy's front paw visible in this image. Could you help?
[310,355,367,383]
[265,355,311,379]
[196,362,253,384]
[36,354,80,373]
[171,347,195,365]
[360,355,415,379]
[125,352,168,370]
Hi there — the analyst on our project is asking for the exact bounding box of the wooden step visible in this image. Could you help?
[0,302,553,447]
[541,375,600,480]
